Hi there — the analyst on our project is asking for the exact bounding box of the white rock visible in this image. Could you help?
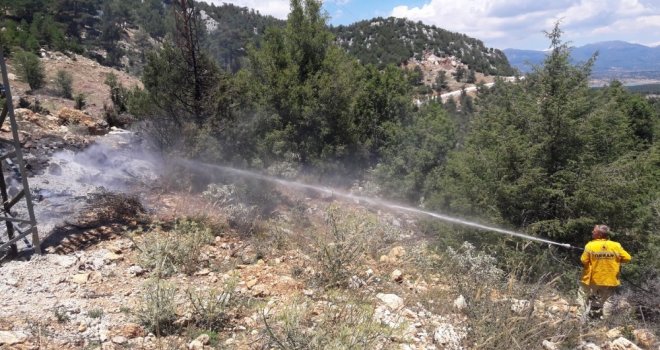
[188,340,204,350]
[51,254,78,268]
[542,340,559,350]
[0,331,28,345]
[433,323,463,350]
[112,335,127,344]
[373,305,402,328]
[99,329,109,342]
[579,342,601,350]
[127,265,145,276]
[194,334,210,345]
[610,337,642,350]
[453,295,467,311]
[510,298,530,314]
[607,327,623,339]
[5,277,19,287]
[377,293,404,311]
[390,269,403,282]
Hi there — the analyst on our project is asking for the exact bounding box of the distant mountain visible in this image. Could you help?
[504,41,660,82]
[333,17,515,76]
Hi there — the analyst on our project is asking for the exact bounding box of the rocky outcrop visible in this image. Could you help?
[56,107,109,135]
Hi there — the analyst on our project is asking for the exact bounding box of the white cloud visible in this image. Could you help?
[389,0,660,49]
[204,0,290,19]
[326,0,351,5]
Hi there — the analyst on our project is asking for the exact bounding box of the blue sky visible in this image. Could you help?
[207,0,660,50]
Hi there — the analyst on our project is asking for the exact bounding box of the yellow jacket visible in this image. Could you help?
[581,239,631,286]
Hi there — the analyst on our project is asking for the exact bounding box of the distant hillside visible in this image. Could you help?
[1,0,514,77]
[198,2,284,72]
[504,41,660,82]
[332,17,515,76]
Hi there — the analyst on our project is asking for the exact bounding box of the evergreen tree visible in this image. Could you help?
[14,50,45,90]
[454,66,465,82]
[54,69,73,98]
[139,0,231,152]
[434,71,448,92]
[244,0,363,170]
[375,102,456,201]
[424,23,658,253]
[466,69,476,83]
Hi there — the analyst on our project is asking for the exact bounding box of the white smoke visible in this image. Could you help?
[28,129,161,235]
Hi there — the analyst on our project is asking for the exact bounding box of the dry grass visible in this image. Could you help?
[261,294,395,350]
[137,219,214,276]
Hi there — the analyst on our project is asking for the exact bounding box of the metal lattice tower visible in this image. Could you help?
[0,49,41,258]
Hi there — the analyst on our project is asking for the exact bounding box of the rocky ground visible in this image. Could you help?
[0,53,658,350]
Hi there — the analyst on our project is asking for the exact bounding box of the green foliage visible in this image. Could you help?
[375,101,456,202]
[454,66,465,82]
[54,69,73,98]
[466,69,476,83]
[13,50,45,90]
[74,93,86,110]
[104,72,128,113]
[242,0,364,172]
[353,64,412,163]
[138,220,214,277]
[199,2,284,73]
[135,1,234,155]
[134,0,173,40]
[88,308,104,319]
[52,0,100,40]
[416,24,659,288]
[434,71,448,92]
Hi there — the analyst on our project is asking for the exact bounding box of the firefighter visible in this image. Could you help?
[578,224,631,318]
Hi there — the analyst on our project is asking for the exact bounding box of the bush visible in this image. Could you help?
[185,280,236,330]
[437,242,580,349]
[54,69,73,98]
[74,93,86,110]
[104,72,128,113]
[314,205,379,288]
[137,279,178,335]
[14,50,45,91]
[261,296,393,349]
[225,203,261,237]
[138,220,214,276]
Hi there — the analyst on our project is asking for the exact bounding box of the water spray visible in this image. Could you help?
[176,159,580,250]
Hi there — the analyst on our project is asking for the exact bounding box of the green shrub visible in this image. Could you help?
[138,220,214,276]
[74,93,86,110]
[14,50,45,90]
[54,69,73,98]
[314,205,380,288]
[185,280,236,330]
[137,279,178,335]
[88,308,104,319]
[54,306,70,323]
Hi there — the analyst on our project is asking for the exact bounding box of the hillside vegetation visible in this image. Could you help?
[333,17,514,75]
[1,0,659,349]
